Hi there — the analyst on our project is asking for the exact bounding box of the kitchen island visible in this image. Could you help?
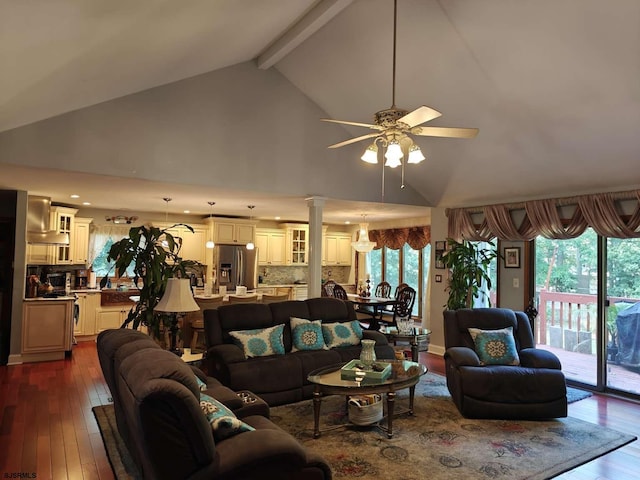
[22,296,75,363]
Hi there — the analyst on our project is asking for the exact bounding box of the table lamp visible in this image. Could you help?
[155,278,199,356]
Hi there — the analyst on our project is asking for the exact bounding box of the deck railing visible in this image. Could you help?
[536,289,640,353]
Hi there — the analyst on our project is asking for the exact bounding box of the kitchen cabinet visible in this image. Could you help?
[96,305,131,332]
[163,223,207,264]
[213,220,255,245]
[283,224,308,265]
[52,206,78,264]
[72,217,92,265]
[292,285,308,301]
[256,286,275,295]
[26,243,52,265]
[26,206,79,265]
[22,299,73,357]
[74,291,100,336]
[324,232,352,266]
[255,229,286,265]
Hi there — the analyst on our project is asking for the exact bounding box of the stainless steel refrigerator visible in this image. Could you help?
[214,245,258,291]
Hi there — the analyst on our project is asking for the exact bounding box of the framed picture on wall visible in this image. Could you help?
[504,247,521,268]
[435,240,446,269]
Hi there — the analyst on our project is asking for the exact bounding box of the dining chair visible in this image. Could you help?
[261,293,290,304]
[380,283,413,324]
[375,281,392,298]
[190,296,224,351]
[394,283,409,298]
[331,283,348,300]
[227,294,259,304]
[321,280,338,297]
[389,286,416,328]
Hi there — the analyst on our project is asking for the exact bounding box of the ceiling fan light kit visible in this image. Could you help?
[322,0,478,193]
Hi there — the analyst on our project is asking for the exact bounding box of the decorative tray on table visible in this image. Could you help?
[340,359,391,381]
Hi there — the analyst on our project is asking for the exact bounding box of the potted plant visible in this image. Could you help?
[100,223,199,340]
[441,238,498,310]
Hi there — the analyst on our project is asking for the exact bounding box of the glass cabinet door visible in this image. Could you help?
[291,228,307,264]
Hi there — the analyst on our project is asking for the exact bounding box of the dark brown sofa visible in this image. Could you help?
[444,308,568,419]
[203,297,396,406]
[97,328,331,480]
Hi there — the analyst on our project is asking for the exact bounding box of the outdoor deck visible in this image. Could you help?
[539,344,640,396]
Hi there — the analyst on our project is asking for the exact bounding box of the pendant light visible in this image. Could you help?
[246,205,255,250]
[205,201,216,249]
[351,215,376,253]
[161,197,172,248]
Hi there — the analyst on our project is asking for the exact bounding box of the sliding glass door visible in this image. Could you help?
[534,229,640,396]
[605,237,640,395]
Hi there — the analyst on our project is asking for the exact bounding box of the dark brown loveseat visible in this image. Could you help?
[97,328,331,480]
[444,307,567,419]
[203,297,396,406]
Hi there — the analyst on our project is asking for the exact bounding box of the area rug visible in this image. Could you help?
[92,405,142,480]
[270,374,633,480]
[93,374,629,480]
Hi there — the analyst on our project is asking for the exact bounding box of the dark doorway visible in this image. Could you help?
[0,194,17,365]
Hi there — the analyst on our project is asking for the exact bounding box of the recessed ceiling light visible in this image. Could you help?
[183,210,190,214]
[82,202,91,206]
[70,194,80,199]
[275,216,281,220]
[345,221,351,224]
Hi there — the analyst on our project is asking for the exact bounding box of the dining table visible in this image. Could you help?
[347,293,398,331]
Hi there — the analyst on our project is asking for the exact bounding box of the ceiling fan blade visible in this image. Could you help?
[399,106,442,128]
[328,132,380,149]
[321,118,383,130]
[414,126,479,139]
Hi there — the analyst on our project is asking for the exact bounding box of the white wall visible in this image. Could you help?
[426,207,449,356]
[0,61,428,208]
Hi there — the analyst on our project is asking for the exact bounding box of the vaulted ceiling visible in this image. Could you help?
[1,0,639,221]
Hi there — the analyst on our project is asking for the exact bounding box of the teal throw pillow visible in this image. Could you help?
[322,320,363,348]
[290,317,327,352]
[468,326,520,366]
[229,324,286,358]
[199,392,254,442]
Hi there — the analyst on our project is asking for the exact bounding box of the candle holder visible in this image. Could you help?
[365,279,371,298]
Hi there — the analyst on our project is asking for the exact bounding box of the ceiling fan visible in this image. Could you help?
[321,0,478,168]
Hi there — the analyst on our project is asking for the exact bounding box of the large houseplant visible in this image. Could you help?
[441,238,498,310]
[100,223,199,339]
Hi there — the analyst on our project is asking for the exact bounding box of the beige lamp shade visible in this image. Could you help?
[155,278,199,313]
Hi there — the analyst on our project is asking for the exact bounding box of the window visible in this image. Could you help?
[88,225,135,278]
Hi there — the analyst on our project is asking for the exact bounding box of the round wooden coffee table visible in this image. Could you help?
[307,360,427,439]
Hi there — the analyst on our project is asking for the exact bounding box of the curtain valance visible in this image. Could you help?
[369,226,431,250]
[447,190,640,241]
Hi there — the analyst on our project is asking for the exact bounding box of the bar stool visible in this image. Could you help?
[190,297,223,351]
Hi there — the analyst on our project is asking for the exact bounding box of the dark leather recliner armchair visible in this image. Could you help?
[444,308,567,419]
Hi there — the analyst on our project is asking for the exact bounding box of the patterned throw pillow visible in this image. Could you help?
[199,392,254,442]
[229,324,286,358]
[322,320,363,348]
[468,326,520,365]
[290,317,327,352]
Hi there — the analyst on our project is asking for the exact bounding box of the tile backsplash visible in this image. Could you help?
[260,266,350,285]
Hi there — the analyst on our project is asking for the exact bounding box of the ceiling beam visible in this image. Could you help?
[256,0,353,70]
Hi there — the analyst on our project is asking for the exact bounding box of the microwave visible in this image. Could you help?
[47,272,71,294]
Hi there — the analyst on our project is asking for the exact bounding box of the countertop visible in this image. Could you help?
[24,296,76,302]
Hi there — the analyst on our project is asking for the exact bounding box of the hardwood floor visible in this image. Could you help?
[0,341,638,479]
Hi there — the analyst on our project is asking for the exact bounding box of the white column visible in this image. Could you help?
[306,196,326,298]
